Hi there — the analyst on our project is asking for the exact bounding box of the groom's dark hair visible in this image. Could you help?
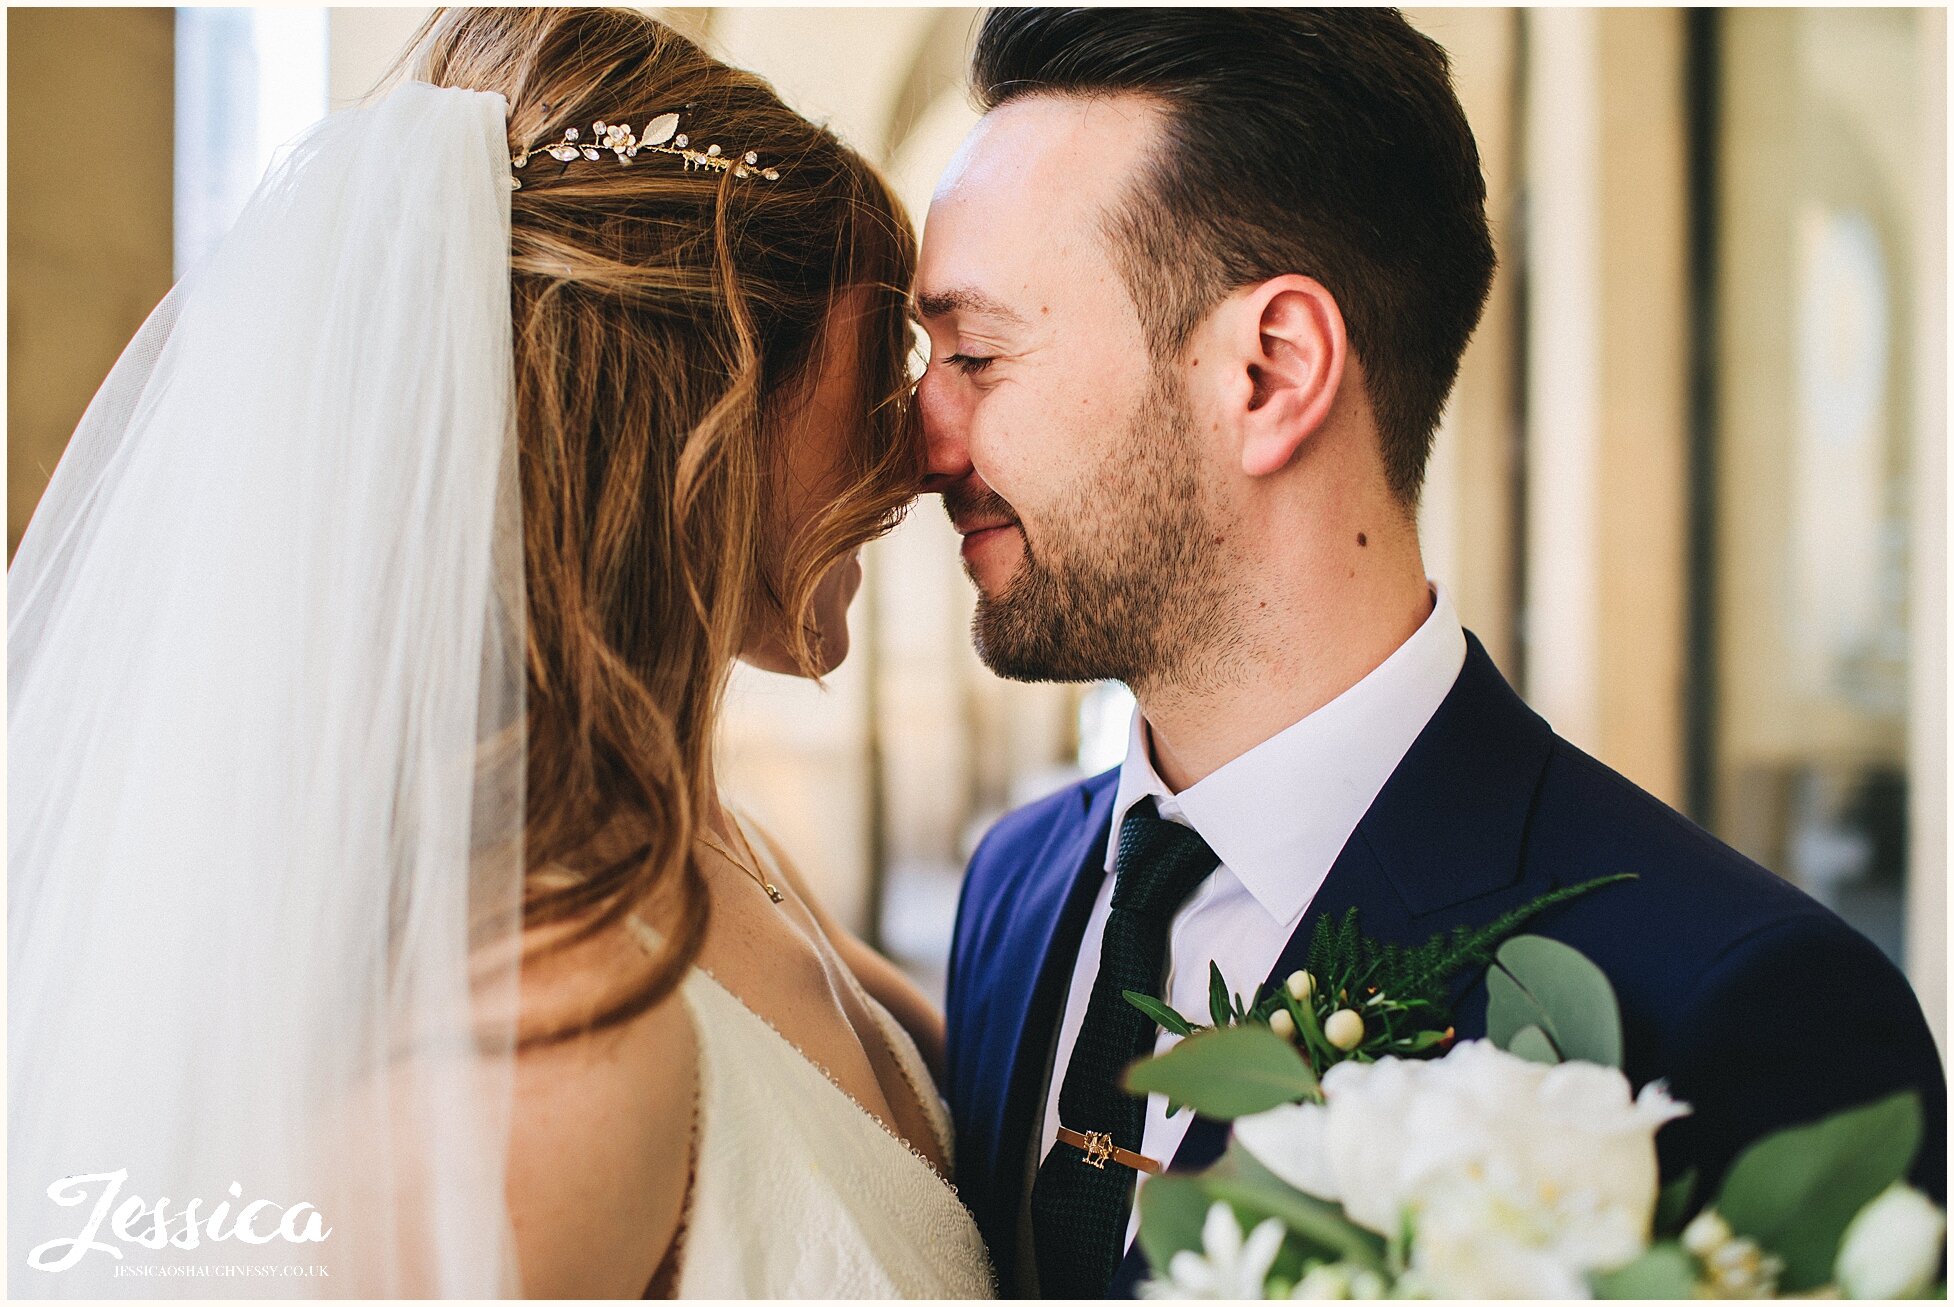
[973,7,1495,507]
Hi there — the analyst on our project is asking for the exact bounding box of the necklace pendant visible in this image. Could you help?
[763,881,785,904]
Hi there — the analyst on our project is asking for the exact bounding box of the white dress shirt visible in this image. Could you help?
[1033,582,1468,1252]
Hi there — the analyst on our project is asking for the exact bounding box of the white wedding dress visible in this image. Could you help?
[643,817,996,1299]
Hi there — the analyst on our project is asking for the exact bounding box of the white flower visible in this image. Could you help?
[1699,1235,1782,1298]
[1289,1261,1387,1298]
[1835,1183,1946,1299]
[1287,970,1316,1002]
[1270,1009,1298,1040]
[1682,1208,1733,1259]
[1235,1101,1338,1198]
[1142,1202,1287,1299]
[1234,1040,1689,1298]
[1674,1206,1782,1297]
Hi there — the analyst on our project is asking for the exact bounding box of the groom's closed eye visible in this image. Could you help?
[940,352,996,376]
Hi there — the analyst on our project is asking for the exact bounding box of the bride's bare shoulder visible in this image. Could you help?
[505,904,697,1298]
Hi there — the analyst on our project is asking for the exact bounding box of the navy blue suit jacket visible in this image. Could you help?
[944,633,1945,1298]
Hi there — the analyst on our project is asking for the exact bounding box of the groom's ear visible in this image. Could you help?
[1205,275,1349,479]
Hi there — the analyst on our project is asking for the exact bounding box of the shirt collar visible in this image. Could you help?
[1103,582,1468,926]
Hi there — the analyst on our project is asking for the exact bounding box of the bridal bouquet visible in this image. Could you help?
[1123,925,1945,1299]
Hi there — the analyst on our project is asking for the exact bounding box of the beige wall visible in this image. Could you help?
[1593,9,1691,808]
[328,6,428,108]
[1906,7,1946,1054]
[1715,8,1942,1043]
[1407,9,1521,675]
[1522,8,1690,807]
[8,8,175,557]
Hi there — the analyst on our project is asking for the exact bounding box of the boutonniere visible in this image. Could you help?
[1122,873,1636,1100]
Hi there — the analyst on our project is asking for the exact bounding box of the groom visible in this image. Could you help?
[918,8,1946,1299]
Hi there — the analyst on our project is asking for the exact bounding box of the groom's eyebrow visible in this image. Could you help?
[914,288,1025,326]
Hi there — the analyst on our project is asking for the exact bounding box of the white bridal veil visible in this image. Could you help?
[9,82,526,1297]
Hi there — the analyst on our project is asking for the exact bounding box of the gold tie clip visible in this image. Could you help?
[1056,1125,1162,1175]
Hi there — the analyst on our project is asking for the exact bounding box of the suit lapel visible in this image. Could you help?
[1108,634,1553,1297]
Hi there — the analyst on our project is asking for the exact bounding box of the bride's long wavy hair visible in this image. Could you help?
[397,8,918,1047]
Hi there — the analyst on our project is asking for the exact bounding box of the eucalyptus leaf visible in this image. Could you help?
[1485,954,1546,1051]
[1486,934,1622,1068]
[1124,1024,1319,1120]
[1136,1174,1213,1273]
[1506,1023,1561,1065]
[1714,1090,1923,1292]
[1590,1241,1698,1298]
[1653,1169,1697,1236]
[1124,989,1196,1037]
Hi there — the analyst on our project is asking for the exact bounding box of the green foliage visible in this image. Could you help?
[1591,1242,1699,1298]
[1131,1143,1390,1288]
[1124,1023,1320,1119]
[1486,934,1624,1068]
[1123,990,1195,1037]
[1125,875,1638,1080]
[1505,1023,1561,1065]
[1310,874,1637,1013]
[1136,1174,1213,1274]
[1209,961,1234,1029]
[1653,1170,1697,1236]
[1714,1090,1923,1292]
[1306,908,1363,993]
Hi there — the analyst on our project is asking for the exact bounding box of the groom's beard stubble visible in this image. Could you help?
[961,366,1231,690]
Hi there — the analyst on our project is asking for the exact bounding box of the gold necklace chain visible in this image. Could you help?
[699,814,785,904]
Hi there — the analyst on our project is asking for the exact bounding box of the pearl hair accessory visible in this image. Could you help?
[509,109,780,190]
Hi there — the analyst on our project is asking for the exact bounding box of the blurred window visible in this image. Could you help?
[174,7,328,276]
[1708,9,1923,964]
[1076,681,1136,777]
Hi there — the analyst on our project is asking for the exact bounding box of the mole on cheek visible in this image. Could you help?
[1357,532,1368,547]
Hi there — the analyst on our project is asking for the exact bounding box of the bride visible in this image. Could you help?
[9,7,992,1299]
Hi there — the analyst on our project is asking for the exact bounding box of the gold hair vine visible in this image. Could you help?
[509,110,780,190]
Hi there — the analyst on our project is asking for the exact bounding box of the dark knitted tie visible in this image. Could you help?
[1031,797,1221,1298]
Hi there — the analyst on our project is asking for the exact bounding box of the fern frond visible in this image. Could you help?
[1307,906,1363,982]
[1378,873,1637,1005]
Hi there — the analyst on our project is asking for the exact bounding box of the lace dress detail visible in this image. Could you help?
[669,969,994,1298]
[650,810,995,1298]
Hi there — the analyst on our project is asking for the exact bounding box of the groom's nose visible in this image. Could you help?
[917,365,973,493]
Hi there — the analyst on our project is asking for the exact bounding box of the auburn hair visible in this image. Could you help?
[396,7,918,1046]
